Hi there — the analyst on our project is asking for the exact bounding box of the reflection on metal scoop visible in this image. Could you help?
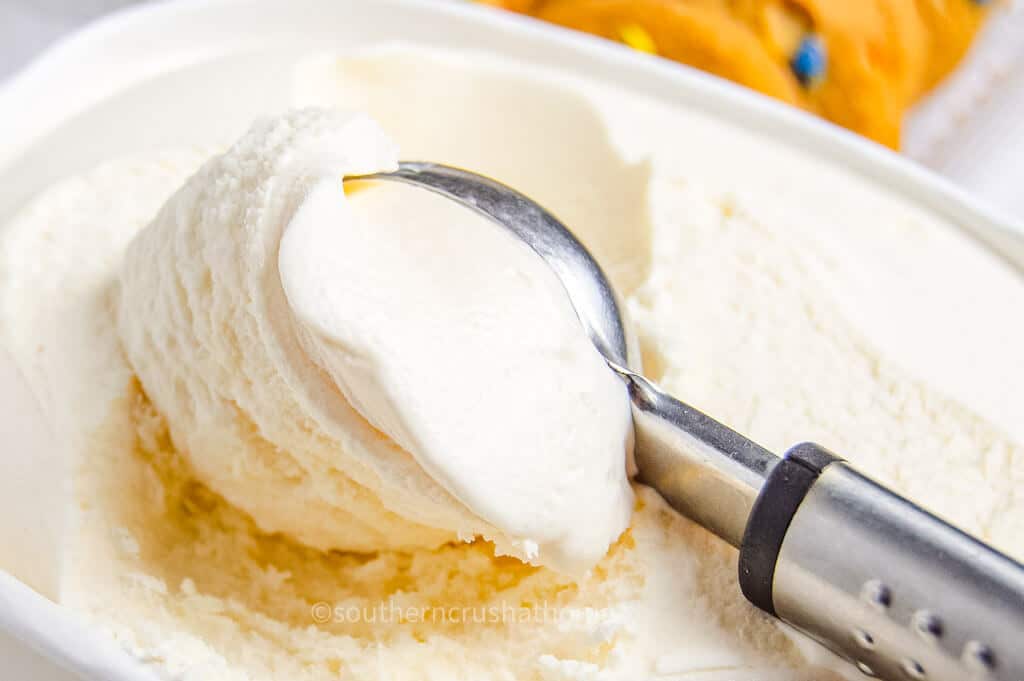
[347,162,1024,681]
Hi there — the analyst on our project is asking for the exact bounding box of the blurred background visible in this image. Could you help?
[0,0,139,76]
[2,0,1023,217]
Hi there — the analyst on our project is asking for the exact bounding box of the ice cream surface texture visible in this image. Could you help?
[1,46,1023,681]
[116,108,633,575]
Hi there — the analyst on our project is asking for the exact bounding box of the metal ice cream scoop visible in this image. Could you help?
[346,162,1024,681]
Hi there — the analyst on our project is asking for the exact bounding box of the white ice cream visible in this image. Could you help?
[1,46,1022,681]
[116,108,632,574]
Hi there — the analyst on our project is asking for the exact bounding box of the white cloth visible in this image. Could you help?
[0,0,144,78]
[905,0,1024,221]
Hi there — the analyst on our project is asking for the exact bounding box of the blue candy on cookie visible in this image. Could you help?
[790,35,826,86]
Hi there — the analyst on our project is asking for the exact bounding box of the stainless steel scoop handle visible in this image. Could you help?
[767,451,1024,681]
[348,162,1024,681]
[629,374,1024,681]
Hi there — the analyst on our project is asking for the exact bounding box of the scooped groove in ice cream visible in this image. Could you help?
[116,109,635,574]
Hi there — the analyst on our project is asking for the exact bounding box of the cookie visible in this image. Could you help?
[488,0,991,147]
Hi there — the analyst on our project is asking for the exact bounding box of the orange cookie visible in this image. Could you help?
[478,0,544,12]
[747,0,929,146]
[485,0,991,147]
[534,0,804,107]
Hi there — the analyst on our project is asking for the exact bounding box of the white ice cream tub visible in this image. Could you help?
[1,1,1023,679]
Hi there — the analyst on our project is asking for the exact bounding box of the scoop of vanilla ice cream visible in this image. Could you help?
[116,109,634,574]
